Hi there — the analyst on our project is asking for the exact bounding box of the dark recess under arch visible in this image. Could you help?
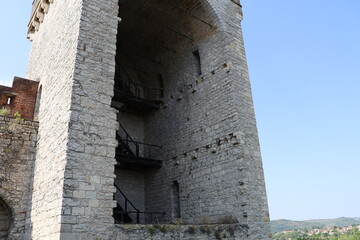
[0,197,12,239]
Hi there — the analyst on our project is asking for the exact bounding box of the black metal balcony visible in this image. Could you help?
[111,76,163,115]
[115,124,162,169]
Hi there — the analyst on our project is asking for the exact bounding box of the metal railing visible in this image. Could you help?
[116,124,162,159]
[114,183,164,224]
[114,65,163,102]
[114,78,164,102]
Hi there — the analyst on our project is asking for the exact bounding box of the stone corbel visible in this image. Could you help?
[33,21,40,31]
[27,0,55,40]
[36,11,45,23]
[41,1,50,14]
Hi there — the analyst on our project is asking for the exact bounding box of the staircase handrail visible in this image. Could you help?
[115,210,164,215]
[114,183,166,224]
[117,124,140,155]
[114,77,164,92]
[116,124,162,159]
[114,182,139,212]
[117,124,161,148]
[117,124,136,144]
[114,75,164,101]
[117,138,162,149]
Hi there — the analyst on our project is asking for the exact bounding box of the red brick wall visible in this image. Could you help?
[0,77,39,120]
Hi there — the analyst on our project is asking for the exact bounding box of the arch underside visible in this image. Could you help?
[117,0,218,76]
[115,0,219,103]
[0,198,11,239]
[113,0,221,223]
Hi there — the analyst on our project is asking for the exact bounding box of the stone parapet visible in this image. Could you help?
[59,223,250,240]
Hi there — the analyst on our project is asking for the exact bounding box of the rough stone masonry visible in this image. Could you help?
[0,117,38,240]
[0,0,271,239]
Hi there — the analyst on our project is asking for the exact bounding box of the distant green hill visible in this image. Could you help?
[271,217,360,233]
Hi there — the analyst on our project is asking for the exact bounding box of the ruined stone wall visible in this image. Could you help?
[25,0,270,239]
[0,117,38,240]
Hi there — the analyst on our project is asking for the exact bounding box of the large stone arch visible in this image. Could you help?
[0,197,12,240]
[201,0,226,29]
[115,0,222,62]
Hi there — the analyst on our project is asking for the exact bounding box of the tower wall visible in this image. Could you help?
[27,0,119,239]
[27,0,88,239]
[25,0,270,239]
[143,9,270,236]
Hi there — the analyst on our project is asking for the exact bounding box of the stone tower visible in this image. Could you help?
[18,0,271,239]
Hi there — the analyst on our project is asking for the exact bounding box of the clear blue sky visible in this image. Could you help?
[242,1,360,220]
[1,1,359,221]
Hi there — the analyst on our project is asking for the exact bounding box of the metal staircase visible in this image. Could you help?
[113,183,164,224]
[115,124,162,169]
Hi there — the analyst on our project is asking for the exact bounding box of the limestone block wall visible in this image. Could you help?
[111,224,249,240]
[144,32,247,221]
[0,117,38,240]
[25,0,270,239]
[142,0,271,238]
[26,0,84,239]
[26,0,119,238]
[58,0,119,238]
[219,2,271,237]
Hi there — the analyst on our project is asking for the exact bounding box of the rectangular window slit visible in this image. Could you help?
[192,50,202,76]
[171,181,181,219]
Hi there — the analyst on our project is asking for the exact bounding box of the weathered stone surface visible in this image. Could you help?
[61,224,250,240]
[0,117,38,240]
[22,0,271,239]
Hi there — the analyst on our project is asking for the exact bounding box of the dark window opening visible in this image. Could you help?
[192,50,202,76]
[171,181,181,219]
[157,74,164,99]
